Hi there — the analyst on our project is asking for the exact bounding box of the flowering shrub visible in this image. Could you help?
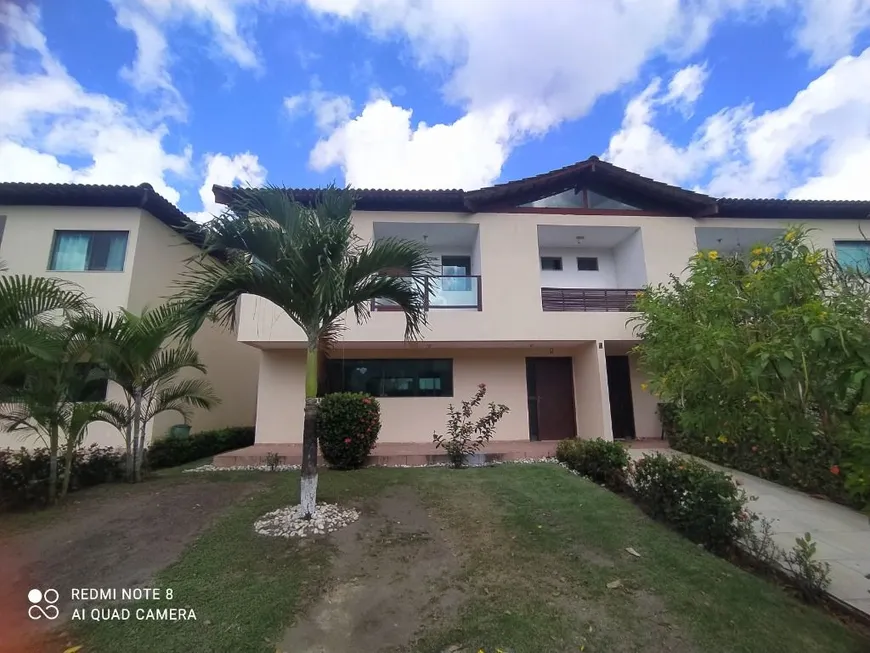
[555,438,630,491]
[632,453,749,554]
[317,392,381,470]
[0,444,124,510]
[634,228,870,509]
[433,384,509,468]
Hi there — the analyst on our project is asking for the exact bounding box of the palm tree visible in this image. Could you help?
[94,305,219,481]
[0,274,90,388]
[59,401,124,499]
[0,312,107,503]
[174,186,432,517]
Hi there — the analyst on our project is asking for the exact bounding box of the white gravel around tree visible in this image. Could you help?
[254,503,361,538]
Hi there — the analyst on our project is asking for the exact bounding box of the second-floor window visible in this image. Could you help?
[834,241,870,274]
[541,256,563,271]
[49,230,128,272]
[576,257,599,271]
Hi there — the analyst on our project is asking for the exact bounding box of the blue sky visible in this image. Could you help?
[2,0,870,220]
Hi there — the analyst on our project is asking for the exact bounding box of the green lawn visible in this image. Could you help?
[72,464,867,653]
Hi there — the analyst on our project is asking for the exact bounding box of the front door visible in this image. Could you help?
[606,355,636,440]
[526,357,577,440]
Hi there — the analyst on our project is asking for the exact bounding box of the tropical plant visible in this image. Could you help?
[0,311,111,503]
[91,305,219,482]
[632,228,870,507]
[433,383,510,469]
[317,392,381,470]
[174,185,432,516]
[0,274,89,388]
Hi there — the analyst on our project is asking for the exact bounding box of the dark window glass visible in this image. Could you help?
[49,231,128,271]
[69,363,109,402]
[325,359,453,397]
[540,256,563,271]
[576,257,599,271]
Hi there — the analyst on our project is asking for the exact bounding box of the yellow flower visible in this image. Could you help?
[765,246,773,254]
[708,250,719,260]
[751,247,763,256]
[819,311,828,319]
[717,434,728,444]
[641,383,648,391]
[784,230,796,242]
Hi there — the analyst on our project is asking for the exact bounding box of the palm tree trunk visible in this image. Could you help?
[60,435,76,499]
[48,422,59,505]
[124,423,134,482]
[300,343,319,518]
[132,391,143,482]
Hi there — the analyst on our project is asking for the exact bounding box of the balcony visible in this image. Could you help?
[541,287,640,312]
[372,275,482,311]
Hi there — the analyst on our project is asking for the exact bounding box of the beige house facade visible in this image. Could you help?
[0,182,260,450]
[217,157,870,447]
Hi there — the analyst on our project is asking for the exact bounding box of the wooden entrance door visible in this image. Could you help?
[526,357,577,440]
[606,355,636,440]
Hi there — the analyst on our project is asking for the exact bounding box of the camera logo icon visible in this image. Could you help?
[27,588,59,620]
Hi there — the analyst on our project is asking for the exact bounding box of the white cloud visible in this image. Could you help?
[793,0,870,66]
[190,152,267,222]
[109,0,265,112]
[0,3,264,221]
[604,48,870,200]
[0,4,192,203]
[284,89,354,132]
[309,97,511,189]
[662,63,709,110]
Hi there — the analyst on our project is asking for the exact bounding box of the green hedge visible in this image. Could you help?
[556,438,630,491]
[0,445,125,510]
[632,453,749,554]
[147,426,255,469]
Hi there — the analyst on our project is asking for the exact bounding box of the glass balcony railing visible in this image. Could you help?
[373,275,482,311]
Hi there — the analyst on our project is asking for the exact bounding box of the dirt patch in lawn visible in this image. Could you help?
[0,478,257,651]
[278,487,462,653]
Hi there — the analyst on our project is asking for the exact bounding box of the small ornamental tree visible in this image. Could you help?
[631,227,870,507]
[433,383,509,468]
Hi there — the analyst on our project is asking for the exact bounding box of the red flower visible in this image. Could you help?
[830,465,840,475]
[344,437,352,444]
[362,398,371,404]
[751,445,758,453]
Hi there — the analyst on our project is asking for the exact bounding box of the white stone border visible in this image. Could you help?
[184,457,560,473]
[254,502,360,538]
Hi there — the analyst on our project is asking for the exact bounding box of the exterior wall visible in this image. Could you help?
[0,205,260,450]
[539,247,619,288]
[572,342,612,440]
[613,229,647,287]
[253,344,624,445]
[128,213,260,440]
[628,354,659,440]
[0,206,145,449]
[236,205,870,445]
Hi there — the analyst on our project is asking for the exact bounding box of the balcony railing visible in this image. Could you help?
[541,287,640,312]
[373,275,482,311]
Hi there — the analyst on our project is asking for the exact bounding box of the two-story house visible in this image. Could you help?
[216,156,870,447]
[0,182,260,449]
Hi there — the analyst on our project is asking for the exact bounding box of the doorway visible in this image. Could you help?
[525,357,577,440]
[606,355,636,440]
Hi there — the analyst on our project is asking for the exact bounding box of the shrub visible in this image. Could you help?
[433,384,509,469]
[632,453,749,554]
[783,533,832,603]
[147,426,254,470]
[556,438,630,490]
[317,393,381,470]
[0,444,124,510]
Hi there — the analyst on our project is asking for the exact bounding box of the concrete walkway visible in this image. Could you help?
[629,449,870,616]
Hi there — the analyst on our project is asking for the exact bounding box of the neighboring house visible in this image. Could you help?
[0,182,260,449]
[217,156,870,446]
